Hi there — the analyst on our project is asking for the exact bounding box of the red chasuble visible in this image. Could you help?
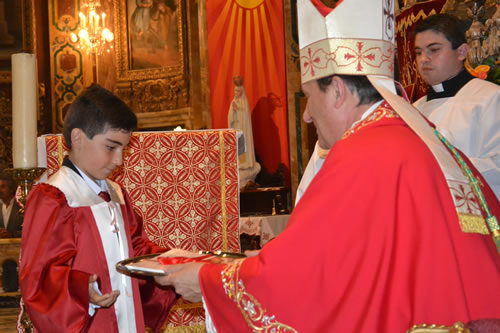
[20,170,177,332]
[199,102,500,332]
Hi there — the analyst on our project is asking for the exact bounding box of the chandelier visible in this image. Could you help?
[70,0,114,55]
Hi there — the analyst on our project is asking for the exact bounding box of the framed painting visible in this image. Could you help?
[114,0,186,81]
[0,0,35,82]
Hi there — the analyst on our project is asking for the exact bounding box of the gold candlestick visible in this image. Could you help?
[5,167,46,215]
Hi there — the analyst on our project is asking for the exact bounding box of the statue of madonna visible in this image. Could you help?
[228,76,261,189]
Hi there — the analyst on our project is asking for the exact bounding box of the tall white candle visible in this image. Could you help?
[12,53,38,168]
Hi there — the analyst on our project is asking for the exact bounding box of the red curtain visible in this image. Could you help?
[207,0,289,179]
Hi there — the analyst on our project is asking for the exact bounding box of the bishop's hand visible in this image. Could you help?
[154,262,204,302]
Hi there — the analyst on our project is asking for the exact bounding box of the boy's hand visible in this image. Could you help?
[88,274,120,308]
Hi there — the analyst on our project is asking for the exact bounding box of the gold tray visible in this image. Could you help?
[116,254,165,277]
[116,251,246,277]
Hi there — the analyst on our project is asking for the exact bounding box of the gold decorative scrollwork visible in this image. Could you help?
[407,321,470,333]
[131,77,188,113]
[112,0,191,129]
[221,260,297,332]
[115,80,192,129]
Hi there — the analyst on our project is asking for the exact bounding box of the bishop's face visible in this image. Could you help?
[414,30,467,86]
[301,79,352,150]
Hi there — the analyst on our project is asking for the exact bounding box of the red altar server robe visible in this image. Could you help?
[200,103,500,332]
[20,168,177,332]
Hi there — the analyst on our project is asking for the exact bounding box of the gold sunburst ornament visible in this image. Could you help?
[234,0,264,9]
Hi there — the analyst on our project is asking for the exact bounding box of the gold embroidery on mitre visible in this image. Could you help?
[300,38,394,83]
[221,260,297,332]
[342,102,399,139]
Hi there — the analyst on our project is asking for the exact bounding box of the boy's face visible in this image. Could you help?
[414,30,467,86]
[71,128,132,181]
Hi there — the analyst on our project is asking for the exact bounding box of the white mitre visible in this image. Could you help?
[298,0,395,83]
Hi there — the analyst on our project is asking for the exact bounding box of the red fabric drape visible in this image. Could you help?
[207,0,289,178]
[199,102,500,331]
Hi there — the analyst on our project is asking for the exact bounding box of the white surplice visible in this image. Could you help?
[414,78,500,199]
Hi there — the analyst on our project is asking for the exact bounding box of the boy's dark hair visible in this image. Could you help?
[317,74,382,105]
[414,14,468,49]
[63,84,137,149]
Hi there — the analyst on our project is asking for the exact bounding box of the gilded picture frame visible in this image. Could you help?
[0,0,36,82]
[114,0,186,82]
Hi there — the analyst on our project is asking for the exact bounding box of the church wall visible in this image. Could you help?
[0,0,305,203]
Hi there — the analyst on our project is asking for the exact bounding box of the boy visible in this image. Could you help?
[19,84,177,332]
[413,14,500,199]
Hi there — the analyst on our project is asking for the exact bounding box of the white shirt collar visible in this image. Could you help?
[431,83,444,93]
[73,165,109,195]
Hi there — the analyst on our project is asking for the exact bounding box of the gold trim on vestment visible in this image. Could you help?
[161,325,206,333]
[170,302,204,311]
[407,321,469,333]
[458,213,490,235]
[57,135,64,166]
[221,260,297,332]
[342,103,399,140]
[219,131,228,251]
[300,38,394,83]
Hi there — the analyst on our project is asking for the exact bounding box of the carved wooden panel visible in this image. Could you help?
[47,0,88,131]
[284,0,316,205]
[113,0,193,129]
[47,0,210,131]
[115,79,192,129]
